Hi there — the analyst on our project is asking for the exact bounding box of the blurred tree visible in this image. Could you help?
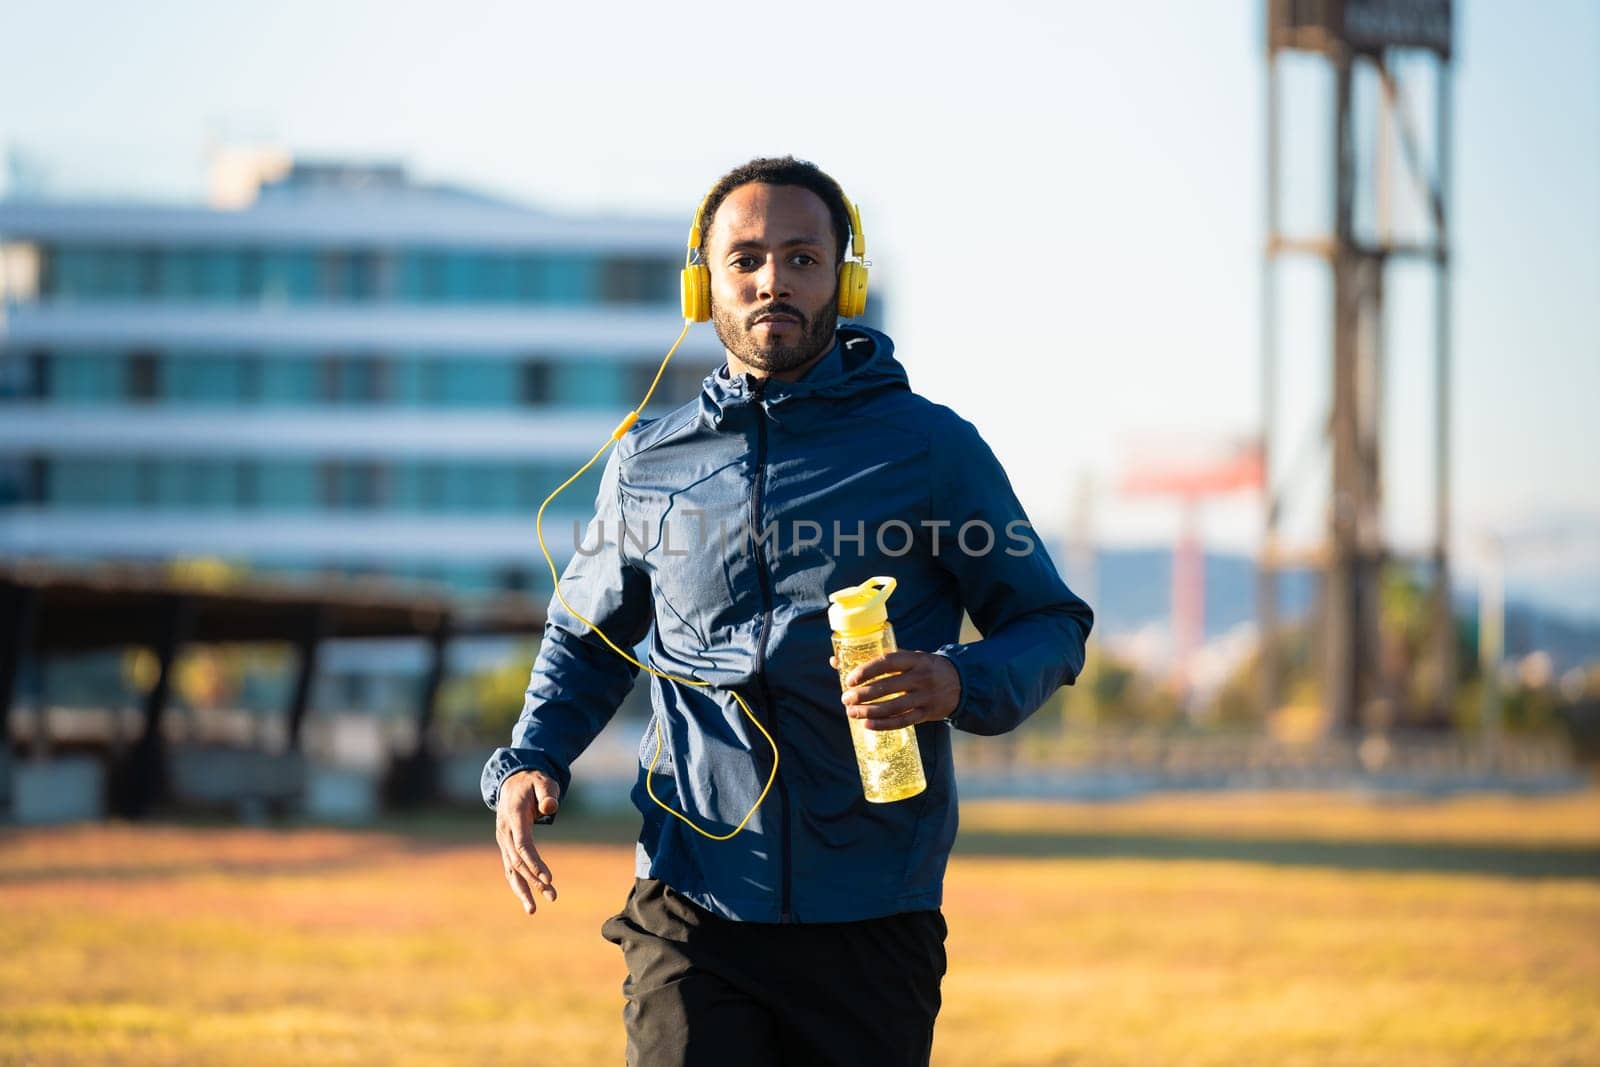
[165,555,251,591]
[438,640,539,744]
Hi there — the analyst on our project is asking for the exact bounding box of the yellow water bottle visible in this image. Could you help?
[827,576,927,803]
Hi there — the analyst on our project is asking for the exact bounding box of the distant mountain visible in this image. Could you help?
[1476,599,1600,676]
[1073,546,1317,640]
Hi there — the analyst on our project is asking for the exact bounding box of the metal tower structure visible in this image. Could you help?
[1261,0,1454,735]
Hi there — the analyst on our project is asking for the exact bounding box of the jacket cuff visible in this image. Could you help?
[932,644,974,730]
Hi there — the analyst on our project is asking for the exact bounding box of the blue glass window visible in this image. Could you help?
[32,243,652,307]
[319,356,388,403]
[515,462,598,511]
[0,458,32,507]
[391,356,430,406]
[441,563,497,593]
[319,461,386,510]
[53,350,122,403]
[481,464,519,512]
[258,459,317,509]
[518,359,552,406]
[4,352,31,399]
[197,249,243,300]
[443,252,477,302]
[441,462,495,512]
[476,254,515,302]
[159,249,205,300]
[512,255,547,302]
[544,253,599,304]
[321,251,382,301]
[436,357,515,407]
[261,249,319,302]
[154,458,235,509]
[414,461,448,510]
[50,247,100,300]
[25,453,601,517]
[552,359,624,408]
[601,257,678,304]
[391,463,425,511]
[396,250,449,303]
[96,248,142,299]
[165,353,247,404]
[259,358,319,405]
[47,457,141,507]
[238,250,264,299]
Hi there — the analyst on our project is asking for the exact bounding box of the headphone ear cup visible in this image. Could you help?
[681,265,711,322]
[836,261,868,319]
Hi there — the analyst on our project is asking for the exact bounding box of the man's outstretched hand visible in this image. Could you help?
[835,650,962,731]
[496,769,561,916]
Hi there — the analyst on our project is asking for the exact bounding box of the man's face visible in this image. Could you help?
[705,182,839,378]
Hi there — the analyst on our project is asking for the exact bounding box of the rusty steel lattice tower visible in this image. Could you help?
[1261,0,1454,735]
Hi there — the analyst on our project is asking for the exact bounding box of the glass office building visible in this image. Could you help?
[0,161,734,600]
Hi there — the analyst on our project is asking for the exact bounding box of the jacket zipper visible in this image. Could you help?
[749,377,794,922]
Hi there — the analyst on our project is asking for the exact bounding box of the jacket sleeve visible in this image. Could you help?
[480,446,654,811]
[928,414,1093,736]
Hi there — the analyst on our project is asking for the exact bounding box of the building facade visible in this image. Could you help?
[0,160,737,601]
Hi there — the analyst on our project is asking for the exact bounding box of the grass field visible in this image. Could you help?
[3,789,1598,1066]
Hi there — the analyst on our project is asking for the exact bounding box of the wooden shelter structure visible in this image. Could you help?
[0,559,544,818]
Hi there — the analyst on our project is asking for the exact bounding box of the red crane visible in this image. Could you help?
[1120,438,1265,692]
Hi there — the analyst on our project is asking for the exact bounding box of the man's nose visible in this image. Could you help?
[755,258,792,301]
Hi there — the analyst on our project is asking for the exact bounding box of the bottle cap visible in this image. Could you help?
[827,575,897,635]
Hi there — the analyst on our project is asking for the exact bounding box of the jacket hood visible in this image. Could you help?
[699,324,909,432]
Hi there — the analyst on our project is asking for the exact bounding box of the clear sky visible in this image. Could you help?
[2,0,1596,615]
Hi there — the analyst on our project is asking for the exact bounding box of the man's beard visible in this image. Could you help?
[713,295,839,376]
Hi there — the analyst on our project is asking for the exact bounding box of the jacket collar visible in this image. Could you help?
[700,325,908,431]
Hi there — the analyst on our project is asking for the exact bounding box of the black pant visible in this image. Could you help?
[601,878,947,1067]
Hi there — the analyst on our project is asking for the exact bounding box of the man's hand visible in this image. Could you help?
[835,650,962,731]
[495,769,562,916]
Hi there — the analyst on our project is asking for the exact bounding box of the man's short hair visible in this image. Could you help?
[697,156,852,266]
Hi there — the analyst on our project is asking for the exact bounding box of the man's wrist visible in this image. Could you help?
[932,647,970,728]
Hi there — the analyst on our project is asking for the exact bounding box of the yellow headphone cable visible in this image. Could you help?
[534,321,779,842]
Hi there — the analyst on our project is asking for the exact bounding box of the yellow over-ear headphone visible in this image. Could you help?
[680,187,869,322]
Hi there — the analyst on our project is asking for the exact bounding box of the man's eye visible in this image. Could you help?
[790,254,818,266]
[731,256,758,270]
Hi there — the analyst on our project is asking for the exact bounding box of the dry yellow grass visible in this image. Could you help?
[2,789,1597,1066]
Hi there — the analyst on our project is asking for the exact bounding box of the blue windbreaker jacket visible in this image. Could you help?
[482,325,1093,923]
